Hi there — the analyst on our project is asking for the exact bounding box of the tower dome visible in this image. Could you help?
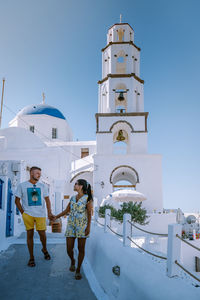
[17,104,66,120]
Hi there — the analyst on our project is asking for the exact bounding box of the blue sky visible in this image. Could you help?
[0,0,200,212]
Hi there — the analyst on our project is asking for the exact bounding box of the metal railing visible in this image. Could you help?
[176,234,200,252]
[128,220,168,237]
[97,210,167,259]
[96,208,200,284]
[107,225,123,237]
[175,260,200,283]
[96,219,104,227]
[127,236,167,260]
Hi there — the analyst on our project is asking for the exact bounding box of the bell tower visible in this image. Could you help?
[98,22,144,114]
[96,21,148,155]
[94,20,163,213]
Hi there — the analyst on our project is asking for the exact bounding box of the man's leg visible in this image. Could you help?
[67,237,76,269]
[37,230,47,253]
[22,213,35,265]
[76,238,86,274]
[36,217,50,259]
[27,229,34,259]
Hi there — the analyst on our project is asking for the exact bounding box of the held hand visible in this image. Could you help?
[48,212,55,221]
[85,226,90,236]
[51,215,57,222]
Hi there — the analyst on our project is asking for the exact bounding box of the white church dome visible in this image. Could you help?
[17,104,66,120]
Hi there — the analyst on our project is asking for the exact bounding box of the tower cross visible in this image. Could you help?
[120,14,122,23]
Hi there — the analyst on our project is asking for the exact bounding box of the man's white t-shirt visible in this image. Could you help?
[15,181,49,217]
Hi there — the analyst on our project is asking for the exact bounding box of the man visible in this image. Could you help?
[15,166,54,267]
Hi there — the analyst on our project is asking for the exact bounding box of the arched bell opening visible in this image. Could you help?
[110,165,139,192]
[114,83,127,113]
[111,121,133,155]
[113,130,128,154]
[113,179,136,191]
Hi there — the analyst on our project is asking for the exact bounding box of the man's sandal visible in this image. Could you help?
[27,258,35,267]
[41,249,51,260]
[75,272,82,280]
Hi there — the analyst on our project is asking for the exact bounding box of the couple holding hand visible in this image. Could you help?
[15,166,93,280]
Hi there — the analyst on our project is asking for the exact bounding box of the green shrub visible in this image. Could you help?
[99,202,149,225]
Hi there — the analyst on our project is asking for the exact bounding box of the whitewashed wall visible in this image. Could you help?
[85,224,200,300]
[93,153,163,212]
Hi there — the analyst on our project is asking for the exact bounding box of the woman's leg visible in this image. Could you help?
[66,237,76,267]
[77,238,86,273]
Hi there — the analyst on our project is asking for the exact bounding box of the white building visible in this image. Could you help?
[0,21,163,244]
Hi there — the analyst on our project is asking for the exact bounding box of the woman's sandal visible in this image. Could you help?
[27,258,35,267]
[75,272,82,280]
[69,264,76,272]
[41,249,51,260]
[69,259,76,272]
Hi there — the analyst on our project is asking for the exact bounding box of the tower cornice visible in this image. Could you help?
[98,73,144,84]
[101,41,141,52]
[95,112,149,133]
[108,23,134,32]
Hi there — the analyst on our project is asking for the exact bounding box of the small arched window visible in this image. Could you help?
[116,50,126,74]
[117,56,124,63]
[117,28,125,42]
[52,128,57,139]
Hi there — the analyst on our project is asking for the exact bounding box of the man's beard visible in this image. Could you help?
[33,177,39,182]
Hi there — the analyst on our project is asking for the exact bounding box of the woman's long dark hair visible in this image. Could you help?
[77,179,93,202]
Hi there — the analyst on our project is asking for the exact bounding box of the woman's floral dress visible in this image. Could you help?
[65,194,89,238]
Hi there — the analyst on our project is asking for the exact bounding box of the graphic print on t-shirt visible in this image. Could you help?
[27,187,42,206]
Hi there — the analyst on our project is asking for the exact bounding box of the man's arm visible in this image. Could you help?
[44,196,54,220]
[15,197,24,215]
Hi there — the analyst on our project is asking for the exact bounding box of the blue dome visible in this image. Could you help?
[17,104,66,120]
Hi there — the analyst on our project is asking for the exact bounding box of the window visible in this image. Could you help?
[117,28,124,42]
[0,179,4,209]
[81,148,89,158]
[116,51,126,73]
[29,126,34,133]
[52,128,57,139]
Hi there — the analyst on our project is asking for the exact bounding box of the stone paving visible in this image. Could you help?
[0,236,97,300]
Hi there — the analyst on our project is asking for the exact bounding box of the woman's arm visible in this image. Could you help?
[85,200,93,235]
[55,203,70,219]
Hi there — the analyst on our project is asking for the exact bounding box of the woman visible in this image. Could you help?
[55,179,93,280]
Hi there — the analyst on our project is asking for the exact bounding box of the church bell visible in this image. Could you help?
[116,130,125,141]
[118,92,125,101]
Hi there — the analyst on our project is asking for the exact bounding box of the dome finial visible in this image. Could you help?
[120,14,122,23]
[42,92,45,104]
